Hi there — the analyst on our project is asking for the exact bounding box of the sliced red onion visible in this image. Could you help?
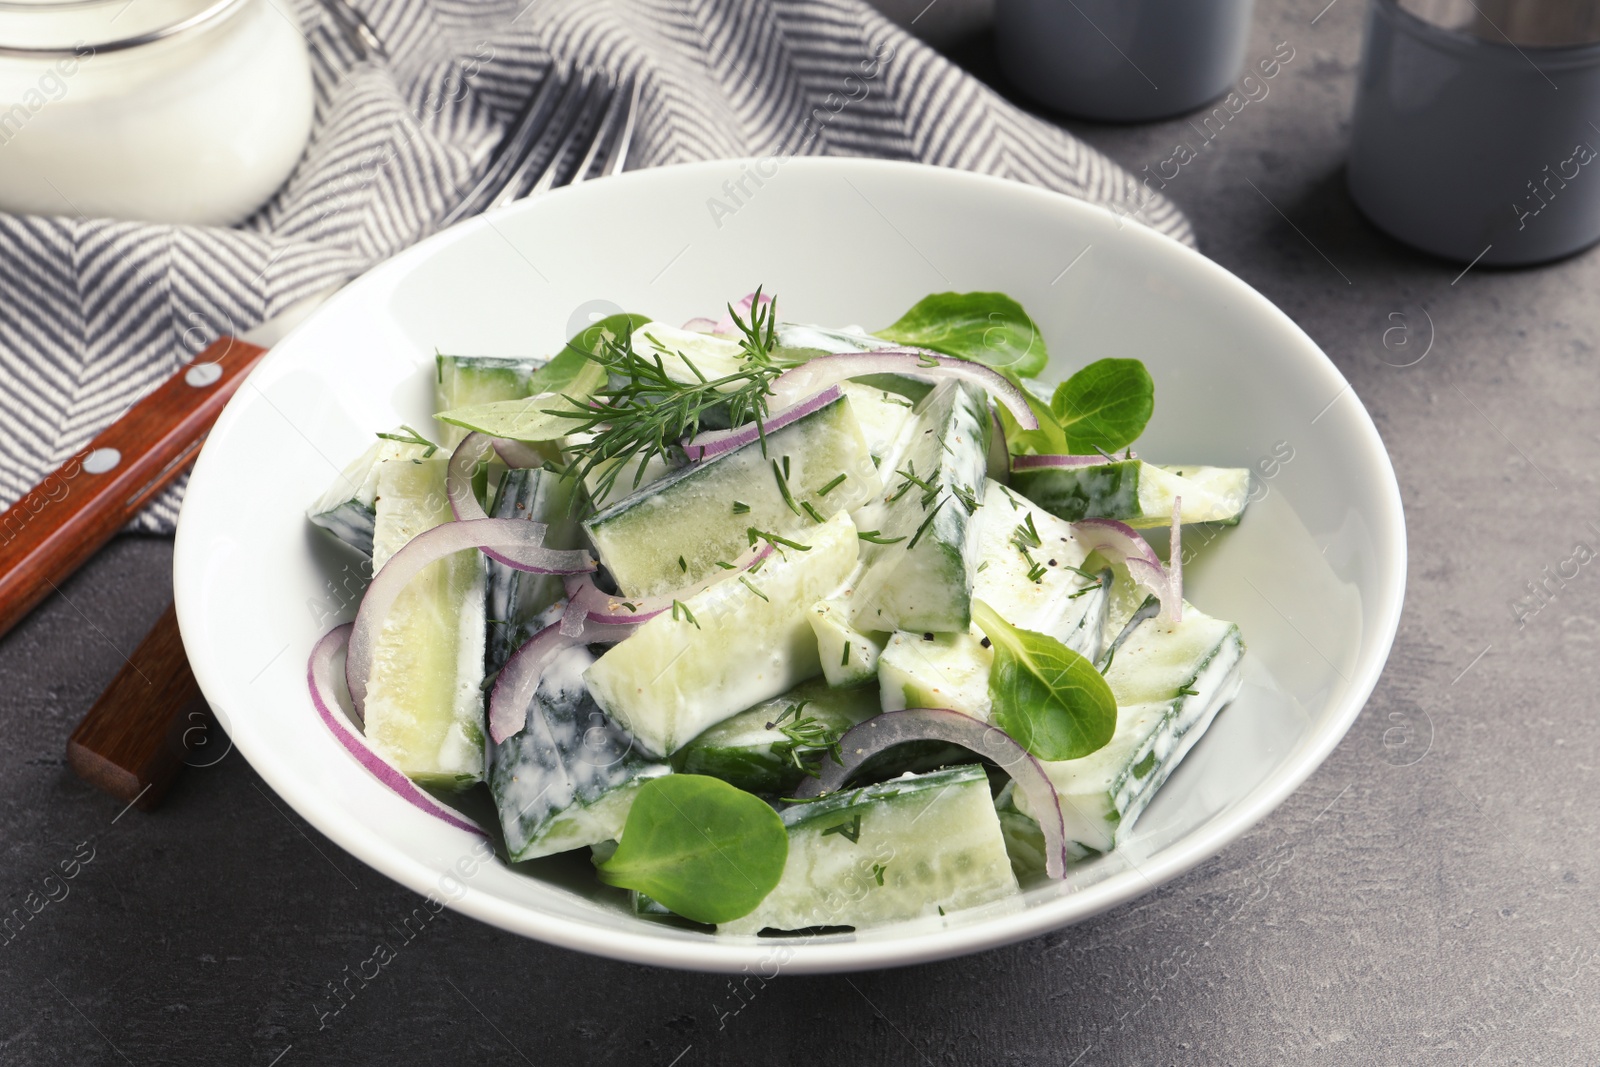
[446,433,497,522]
[1011,452,1127,471]
[561,574,668,634]
[791,708,1072,880]
[769,351,1038,429]
[446,433,558,569]
[346,518,595,717]
[557,539,776,636]
[681,316,721,333]
[1073,517,1182,625]
[711,291,773,334]
[681,384,842,462]
[490,438,549,470]
[488,615,639,742]
[308,624,486,836]
[489,622,580,743]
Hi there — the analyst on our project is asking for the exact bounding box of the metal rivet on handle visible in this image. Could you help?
[185,363,223,387]
[83,448,121,474]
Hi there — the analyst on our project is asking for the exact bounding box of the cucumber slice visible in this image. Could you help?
[585,511,861,758]
[671,678,879,795]
[564,441,679,511]
[363,452,487,786]
[1015,604,1245,854]
[435,355,548,446]
[306,439,396,555]
[807,598,886,688]
[631,890,675,918]
[848,380,990,634]
[1013,460,1251,528]
[837,382,917,465]
[621,323,753,431]
[630,322,747,383]
[775,322,903,356]
[484,467,581,674]
[879,630,991,715]
[488,643,670,861]
[718,765,1018,935]
[877,479,1109,719]
[583,392,880,599]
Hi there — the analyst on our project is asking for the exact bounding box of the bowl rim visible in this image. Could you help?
[174,156,1408,974]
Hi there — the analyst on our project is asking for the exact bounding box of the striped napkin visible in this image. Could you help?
[0,0,1191,532]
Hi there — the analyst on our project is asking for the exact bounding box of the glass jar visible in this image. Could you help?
[0,0,314,225]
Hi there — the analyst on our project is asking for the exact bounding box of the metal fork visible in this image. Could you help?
[441,66,639,227]
[312,0,638,224]
[45,42,641,812]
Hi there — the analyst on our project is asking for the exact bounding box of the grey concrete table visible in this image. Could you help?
[3,1,1594,1063]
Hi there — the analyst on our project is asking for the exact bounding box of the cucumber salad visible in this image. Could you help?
[305,291,1251,933]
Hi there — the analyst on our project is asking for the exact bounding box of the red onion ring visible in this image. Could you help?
[681,385,843,462]
[1073,517,1182,625]
[791,707,1072,880]
[446,433,561,569]
[490,437,549,471]
[556,539,776,637]
[488,616,639,743]
[346,517,595,717]
[768,351,1038,429]
[681,316,721,333]
[560,575,667,634]
[446,433,497,522]
[308,624,486,836]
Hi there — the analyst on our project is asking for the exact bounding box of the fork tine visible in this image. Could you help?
[440,66,570,227]
[315,0,387,62]
[567,73,633,186]
[518,71,614,201]
[595,76,640,179]
[444,67,636,229]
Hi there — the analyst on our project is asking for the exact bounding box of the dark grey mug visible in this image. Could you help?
[1348,0,1600,265]
[995,0,1257,121]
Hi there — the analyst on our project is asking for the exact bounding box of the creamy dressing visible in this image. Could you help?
[489,643,669,861]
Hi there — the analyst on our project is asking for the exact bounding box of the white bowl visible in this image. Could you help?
[174,158,1406,974]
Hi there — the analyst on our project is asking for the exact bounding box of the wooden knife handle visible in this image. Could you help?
[67,602,207,809]
[0,336,267,642]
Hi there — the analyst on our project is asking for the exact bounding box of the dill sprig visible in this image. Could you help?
[748,527,812,553]
[906,497,947,550]
[1011,513,1047,583]
[771,459,802,517]
[375,424,440,458]
[766,701,846,777]
[1011,513,1043,551]
[548,288,793,501]
[821,813,863,842]
[888,460,940,508]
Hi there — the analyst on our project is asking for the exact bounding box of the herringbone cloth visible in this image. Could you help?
[0,0,1191,531]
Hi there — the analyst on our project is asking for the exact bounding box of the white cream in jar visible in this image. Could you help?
[0,0,314,225]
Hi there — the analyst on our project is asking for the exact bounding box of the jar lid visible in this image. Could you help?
[1398,0,1600,47]
[0,0,250,56]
